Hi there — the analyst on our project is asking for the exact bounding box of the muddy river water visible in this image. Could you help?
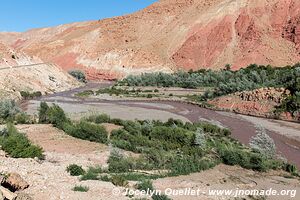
[26,82,300,168]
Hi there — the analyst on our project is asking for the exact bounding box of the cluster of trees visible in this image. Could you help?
[119,64,300,118]
[68,69,87,83]
[38,102,108,144]
[84,114,294,175]
[20,91,42,100]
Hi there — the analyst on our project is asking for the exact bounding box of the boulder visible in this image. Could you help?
[2,173,29,192]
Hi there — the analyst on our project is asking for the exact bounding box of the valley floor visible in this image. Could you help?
[1,124,300,200]
[23,82,300,168]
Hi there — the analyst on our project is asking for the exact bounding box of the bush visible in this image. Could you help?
[146,94,153,98]
[15,113,31,124]
[0,100,21,121]
[72,185,89,192]
[66,164,85,176]
[87,114,111,124]
[250,126,276,158]
[0,128,8,137]
[284,163,298,174]
[63,121,108,144]
[38,102,49,123]
[68,70,87,83]
[108,148,133,173]
[46,104,69,128]
[219,147,249,167]
[111,175,128,187]
[20,91,42,100]
[136,179,154,191]
[194,128,206,148]
[0,123,44,159]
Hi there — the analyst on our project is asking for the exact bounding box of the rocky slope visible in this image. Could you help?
[1,0,300,79]
[209,87,293,119]
[0,42,81,99]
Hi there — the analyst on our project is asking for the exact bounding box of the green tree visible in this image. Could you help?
[250,126,276,158]
[38,102,49,123]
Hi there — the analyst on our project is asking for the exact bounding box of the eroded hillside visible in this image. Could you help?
[1,0,300,79]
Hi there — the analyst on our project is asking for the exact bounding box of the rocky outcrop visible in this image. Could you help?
[209,88,290,118]
[2,0,300,79]
[0,42,81,99]
[2,173,29,192]
[0,172,32,200]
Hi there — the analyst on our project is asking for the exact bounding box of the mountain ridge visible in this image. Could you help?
[1,0,300,79]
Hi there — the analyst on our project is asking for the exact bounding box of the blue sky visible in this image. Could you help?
[0,0,157,32]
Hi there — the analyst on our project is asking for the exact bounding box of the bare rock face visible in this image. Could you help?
[0,42,81,99]
[1,0,300,79]
[2,173,29,192]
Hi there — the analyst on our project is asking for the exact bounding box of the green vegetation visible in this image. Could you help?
[119,64,300,119]
[76,90,94,97]
[38,102,69,128]
[68,69,87,83]
[0,100,22,123]
[38,102,108,143]
[136,179,154,191]
[62,121,108,144]
[85,114,292,175]
[0,99,32,124]
[249,126,276,159]
[20,91,42,100]
[80,166,103,180]
[72,185,89,192]
[66,164,85,176]
[38,105,296,190]
[95,87,159,98]
[0,123,44,159]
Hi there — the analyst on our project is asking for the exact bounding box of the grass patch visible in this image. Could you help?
[72,185,89,192]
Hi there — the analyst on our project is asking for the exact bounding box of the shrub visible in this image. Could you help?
[68,70,87,83]
[76,90,94,97]
[80,170,99,181]
[111,175,128,187]
[248,153,267,172]
[66,164,85,176]
[15,113,31,124]
[284,163,298,174]
[63,121,108,144]
[0,100,21,121]
[72,185,89,192]
[108,148,133,173]
[146,94,153,98]
[0,123,44,159]
[194,128,206,148]
[219,147,249,167]
[38,102,49,123]
[20,91,42,100]
[87,114,111,124]
[46,104,68,128]
[0,128,8,137]
[250,126,276,158]
[136,179,154,191]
